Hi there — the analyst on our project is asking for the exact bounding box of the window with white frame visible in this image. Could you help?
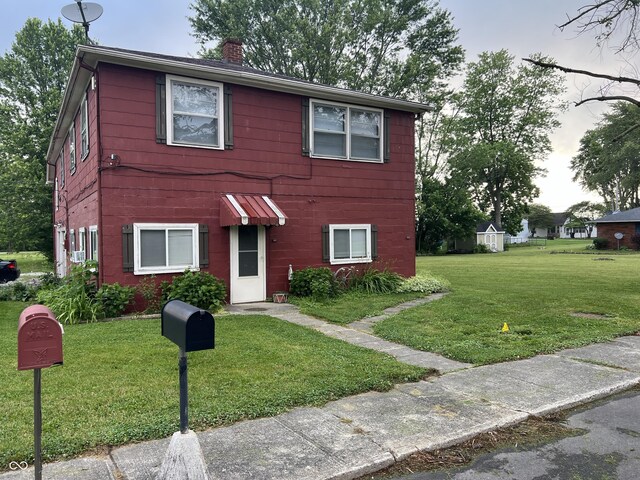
[89,225,98,261]
[311,100,382,162]
[55,179,59,211]
[78,227,86,255]
[69,229,76,252]
[80,95,89,159]
[329,224,372,264]
[166,75,223,149]
[133,223,199,275]
[69,123,76,174]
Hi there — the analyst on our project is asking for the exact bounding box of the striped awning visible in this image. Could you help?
[220,194,287,227]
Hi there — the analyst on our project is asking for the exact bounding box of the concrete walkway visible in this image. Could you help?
[3,301,640,480]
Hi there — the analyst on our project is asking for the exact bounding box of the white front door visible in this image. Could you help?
[230,225,266,303]
[485,233,497,252]
[56,227,67,277]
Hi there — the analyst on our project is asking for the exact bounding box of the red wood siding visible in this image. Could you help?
[92,63,417,294]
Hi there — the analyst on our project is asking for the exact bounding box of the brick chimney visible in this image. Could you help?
[222,39,243,64]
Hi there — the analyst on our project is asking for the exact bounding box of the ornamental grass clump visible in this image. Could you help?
[396,274,450,294]
[350,267,403,294]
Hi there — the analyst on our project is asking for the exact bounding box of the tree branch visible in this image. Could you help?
[575,95,640,107]
[523,57,640,85]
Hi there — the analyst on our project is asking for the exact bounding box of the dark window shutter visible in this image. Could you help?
[199,224,209,267]
[302,97,310,156]
[156,75,167,144]
[383,111,391,163]
[122,224,134,272]
[322,224,330,262]
[224,84,234,149]
[371,224,379,259]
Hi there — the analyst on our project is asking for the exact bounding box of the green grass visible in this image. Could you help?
[0,302,424,468]
[374,241,640,365]
[290,291,427,324]
[0,251,52,274]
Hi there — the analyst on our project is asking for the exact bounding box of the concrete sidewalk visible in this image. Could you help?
[3,302,640,479]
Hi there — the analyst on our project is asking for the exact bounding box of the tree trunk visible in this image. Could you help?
[493,190,502,227]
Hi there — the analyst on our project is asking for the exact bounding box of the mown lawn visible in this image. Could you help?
[0,251,52,274]
[374,240,640,364]
[0,302,425,468]
[291,290,427,324]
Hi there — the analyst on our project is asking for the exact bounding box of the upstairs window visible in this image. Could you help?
[166,75,223,149]
[69,123,76,174]
[311,100,382,162]
[80,94,89,159]
[59,151,65,188]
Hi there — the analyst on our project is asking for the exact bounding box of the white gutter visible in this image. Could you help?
[226,194,249,226]
[262,196,286,226]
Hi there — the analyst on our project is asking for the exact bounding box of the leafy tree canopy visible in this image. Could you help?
[416,176,485,254]
[446,50,566,234]
[189,0,464,100]
[526,203,554,235]
[571,102,640,210]
[0,18,84,255]
[565,200,606,238]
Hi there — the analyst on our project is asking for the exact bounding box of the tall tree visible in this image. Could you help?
[571,102,640,209]
[189,0,464,99]
[527,203,554,237]
[0,19,84,256]
[446,50,566,234]
[416,176,485,254]
[565,200,606,238]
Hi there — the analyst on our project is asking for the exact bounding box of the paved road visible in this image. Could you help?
[389,391,640,480]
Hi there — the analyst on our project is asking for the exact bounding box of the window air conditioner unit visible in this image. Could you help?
[71,251,86,263]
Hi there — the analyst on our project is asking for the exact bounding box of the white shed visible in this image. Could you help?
[476,221,505,252]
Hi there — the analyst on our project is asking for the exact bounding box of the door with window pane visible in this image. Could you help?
[230,225,266,303]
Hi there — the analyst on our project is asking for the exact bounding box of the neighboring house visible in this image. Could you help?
[591,207,640,249]
[453,221,505,253]
[46,42,429,303]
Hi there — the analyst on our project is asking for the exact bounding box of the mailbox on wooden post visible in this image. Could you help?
[17,304,64,480]
[161,299,215,434]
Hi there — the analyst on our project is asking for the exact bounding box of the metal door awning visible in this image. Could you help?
[220,194,287,227]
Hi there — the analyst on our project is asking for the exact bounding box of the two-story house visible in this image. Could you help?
[46,41,429,303]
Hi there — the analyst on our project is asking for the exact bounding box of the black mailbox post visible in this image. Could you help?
[161,300,215,433]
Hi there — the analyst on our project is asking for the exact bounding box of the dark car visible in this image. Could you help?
[0,258,20,283]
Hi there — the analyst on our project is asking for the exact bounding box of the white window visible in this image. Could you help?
[55,179,59,211]
[311,100,382,162]
[89,225,98,261]
[69,123,76,174]
[166,75,223,149]
[329,224,372,265]
[81,94,89,159]
[69,229,76,252]
[78,227,86,256]
[133,223,199,275]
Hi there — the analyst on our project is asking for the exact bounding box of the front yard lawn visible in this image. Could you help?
[1,302,425,468]
[290,291,427,324]
[374,244,640,364]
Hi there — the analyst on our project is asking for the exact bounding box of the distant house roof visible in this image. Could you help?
[477,221,504,233]
[592,207,640,223]
[552,213,569,226]
[46,44,431,166]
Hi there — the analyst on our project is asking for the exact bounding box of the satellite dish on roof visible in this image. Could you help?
[61,1,103,43]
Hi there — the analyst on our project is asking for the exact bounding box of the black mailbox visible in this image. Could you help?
[161,300,215,352]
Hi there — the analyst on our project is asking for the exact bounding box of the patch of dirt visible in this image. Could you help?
[570,312,612,319]
[356,414,582,479]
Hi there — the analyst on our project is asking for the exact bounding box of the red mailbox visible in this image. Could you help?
[17,305,63,370]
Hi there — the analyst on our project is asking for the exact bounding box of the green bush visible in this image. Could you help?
[350,268,403,294]
[290,267,337,300]
[0,281,38,302]
[593,237,609,250]
[137,275,162,314]
[396,274,450,294]
[37,282,102,324]
[162,270,227,312]
[474,244,490,254]
[96,283,136,318]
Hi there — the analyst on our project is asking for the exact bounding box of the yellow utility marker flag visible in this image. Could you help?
[502,322,510,333]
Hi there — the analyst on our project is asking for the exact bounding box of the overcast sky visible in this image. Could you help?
[1,1,632,212]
